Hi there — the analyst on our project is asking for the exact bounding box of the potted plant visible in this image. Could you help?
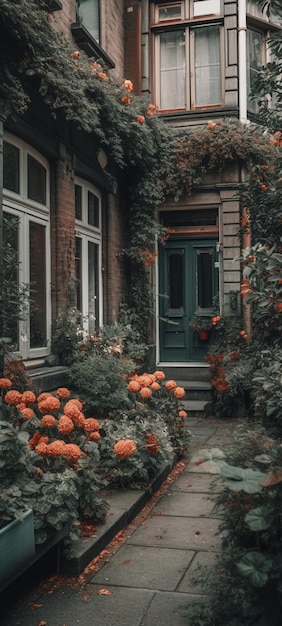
[189,313,221,340]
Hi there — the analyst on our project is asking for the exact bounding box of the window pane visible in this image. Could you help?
[75,237,82,316]
[160,30,185,109]
[77,0,100,42]
[75,184,82,220]
[27,155,46,205]
[88,241,99,333]
[29,222,47,348]
[194,26,221,106]
[247,29,262,111]
[194,0,221,17]
[3,142,20,193]
[159,4,182,21]
[3,212,19,347]
[196,249,213,309]
[88,191,99,227]
[168,250,184,310]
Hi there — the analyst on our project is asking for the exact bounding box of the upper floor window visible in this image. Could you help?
[247,1,280,24]
[75,180,100,230]
[3,135,49,209]
[153,2,223,112]
[247,28,263,112]
[76,0,100,42]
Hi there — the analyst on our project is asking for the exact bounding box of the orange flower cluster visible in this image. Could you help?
[146,103,156,117]
[212,315,221,326]
[241,212,250,228]
[122,79,134,92]
[0,378,12,389]
[240,330,248,339]
[136,115,145,124]
[146,433,159,455]
[56,387,71,400]
[206,353,230,393]
[128,371,185,401]
[114,439,137,460]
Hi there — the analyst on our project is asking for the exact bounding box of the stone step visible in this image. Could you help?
[182,399,209,418]
[160,365,211,383]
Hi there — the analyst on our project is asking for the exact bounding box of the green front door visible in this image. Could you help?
[159,238,218,362]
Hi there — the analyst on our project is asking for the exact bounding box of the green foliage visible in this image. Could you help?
[253,347,282,436]
[68,353,134,417]
[51,307,81,366]
[186,425,282,626]
[77,317,147,363]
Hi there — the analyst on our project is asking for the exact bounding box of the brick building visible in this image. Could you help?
[0,1,280,372]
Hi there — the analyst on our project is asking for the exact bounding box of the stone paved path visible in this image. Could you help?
[0,417,235,626]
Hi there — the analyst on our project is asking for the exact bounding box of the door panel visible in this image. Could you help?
[159,238,218,362]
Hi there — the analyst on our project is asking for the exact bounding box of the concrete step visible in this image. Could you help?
[182,399,209,418]
[28,366,69,392]
[161,365,211,383]
[177,380,212,401]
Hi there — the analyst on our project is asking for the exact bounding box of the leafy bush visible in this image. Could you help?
[185,424,282,626]
[68,353,135,417]
[52,308,82,366]
[253,347,282,437]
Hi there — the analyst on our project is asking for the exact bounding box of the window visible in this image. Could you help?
[3,135,50,359]
[247,28,263,111]
[76,0,100,42]
[153,1,223,111]
[75,179,102,335]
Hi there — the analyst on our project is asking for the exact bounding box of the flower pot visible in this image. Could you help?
[197,329,210,341]
[0,509,35,590]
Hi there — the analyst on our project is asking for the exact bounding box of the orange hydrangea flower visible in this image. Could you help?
[127,380,141,392]
[178,410,187,418]
[89,431,101,442]
[21,407,34,421]
[21,391,36,406]
[48,440,67,457]
[151,382,160,392]
[38,395,60,414]
[71,50,80,59]
[41,414,56,428]
[136,115,145,124]
[114,439,137,460]
[65,398,83,412]
[35,442,49,456]
[0,378,12,389]
[165,380,177,391]
[174,386,185,399]
[64,444,82,462]
[84,418,100,432]
[153,370,165,381]
[121,95,131,105]
[4,390,22,406]
[140,387,152,399]
[56,387,71,399]
[58,415,74,434]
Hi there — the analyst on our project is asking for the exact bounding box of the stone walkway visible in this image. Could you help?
[1,417,235,626]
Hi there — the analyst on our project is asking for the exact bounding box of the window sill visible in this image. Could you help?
[71,22,115,69]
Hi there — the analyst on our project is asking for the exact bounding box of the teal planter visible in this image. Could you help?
[0,509,35,590]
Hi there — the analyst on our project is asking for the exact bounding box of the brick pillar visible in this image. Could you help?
[103,192,127,324]
[124,0,142,94]
[51,144,76,319]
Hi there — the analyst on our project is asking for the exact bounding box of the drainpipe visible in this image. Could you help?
[238,0,251,334]
[238,0,248,124]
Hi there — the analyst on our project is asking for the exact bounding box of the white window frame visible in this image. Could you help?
[3,134,51,359]
[75,177,103,336]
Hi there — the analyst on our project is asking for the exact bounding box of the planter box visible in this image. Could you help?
[0,509,35,590]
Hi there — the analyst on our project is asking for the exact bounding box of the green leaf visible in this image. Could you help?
[220,465,265,493]
[245,506,274,531]
[237,552,273,588]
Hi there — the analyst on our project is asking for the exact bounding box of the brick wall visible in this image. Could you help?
[100,0,125,79]
[51,145,76,317]
[103,192,128,323]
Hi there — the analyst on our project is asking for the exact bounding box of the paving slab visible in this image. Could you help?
[91,544,195,591]
[141,591,204,626]
[171,471,220,493]
[178,550,219,594]
[127,515,223,551]
[151,491,215,517]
